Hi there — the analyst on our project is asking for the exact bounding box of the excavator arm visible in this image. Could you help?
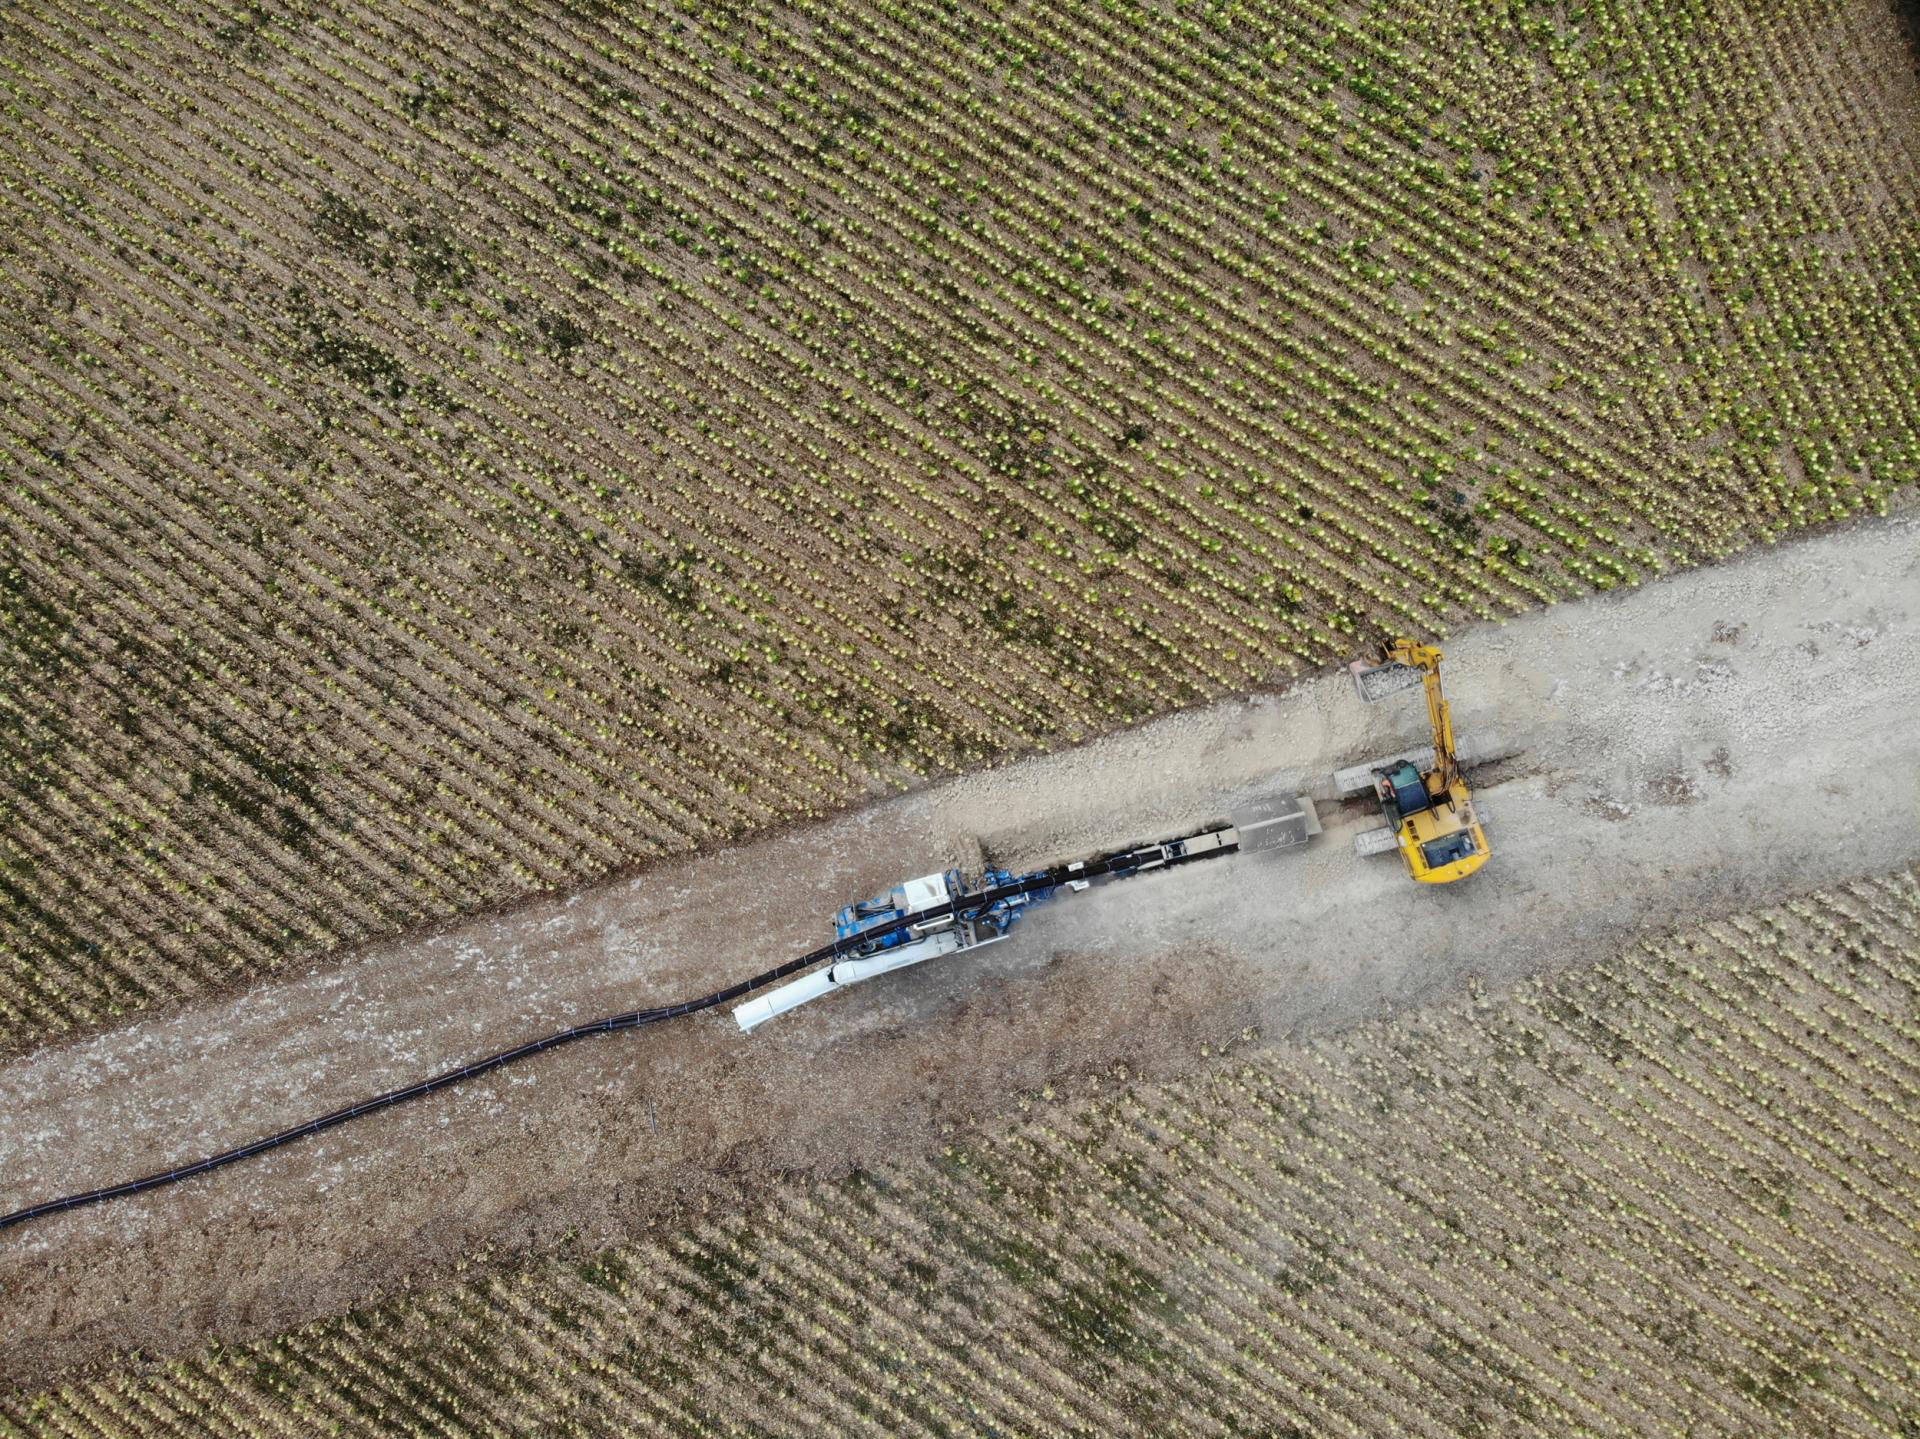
[1381,640,1459,788]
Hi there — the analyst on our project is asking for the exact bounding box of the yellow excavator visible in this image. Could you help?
[1337,640,1491,884]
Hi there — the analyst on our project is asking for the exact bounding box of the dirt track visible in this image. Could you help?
[2,514,1918,1386]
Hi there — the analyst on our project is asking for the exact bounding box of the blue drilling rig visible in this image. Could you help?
[732,795,1320,1032]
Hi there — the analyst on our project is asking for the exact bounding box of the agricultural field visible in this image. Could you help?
[5,862,1915,1437]
[3,0,1918,1052]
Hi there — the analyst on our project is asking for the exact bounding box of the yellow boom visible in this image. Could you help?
[1385,639,1460,786]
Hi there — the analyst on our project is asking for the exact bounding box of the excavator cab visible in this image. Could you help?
[1383,762,1430,818]
[1372,756,1487,884]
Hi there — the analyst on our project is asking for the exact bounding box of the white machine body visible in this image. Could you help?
[733,926,1008,1032]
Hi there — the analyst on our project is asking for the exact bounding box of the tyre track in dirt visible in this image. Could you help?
[1,512,1916,1386]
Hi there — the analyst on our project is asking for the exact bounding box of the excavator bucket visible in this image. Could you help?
[1349,657,1425,704]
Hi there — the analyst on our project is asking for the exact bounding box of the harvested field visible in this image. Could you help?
[5,0,1920,1430]
[5,861,1915,1436]
[4,0,1919,1053]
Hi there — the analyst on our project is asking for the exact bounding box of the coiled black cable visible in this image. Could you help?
[1,830,1237,1234]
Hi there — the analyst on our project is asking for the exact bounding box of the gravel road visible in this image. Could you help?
[2,514,1917,1385]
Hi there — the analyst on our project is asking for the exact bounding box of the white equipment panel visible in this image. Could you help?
[900,873,950,913]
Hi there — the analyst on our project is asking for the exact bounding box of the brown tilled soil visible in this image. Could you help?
[1,512,1918,1389]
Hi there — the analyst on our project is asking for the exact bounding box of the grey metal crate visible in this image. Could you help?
[1228,794,1323,854]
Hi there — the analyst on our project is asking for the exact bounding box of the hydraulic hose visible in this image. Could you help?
[0,943,835,1234]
